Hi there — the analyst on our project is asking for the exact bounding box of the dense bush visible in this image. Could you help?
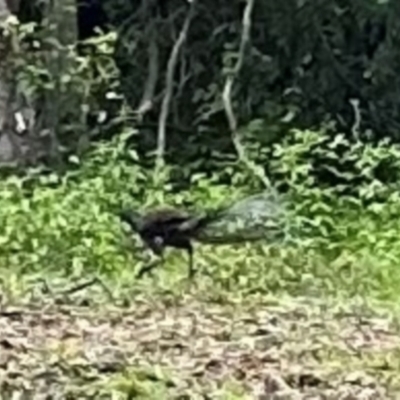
[104,0,398,163]
[1,125,400,301]
[2,14,400,304]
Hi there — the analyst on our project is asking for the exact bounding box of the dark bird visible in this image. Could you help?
[118,191,288,279]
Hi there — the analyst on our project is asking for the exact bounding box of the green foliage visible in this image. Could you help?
[0,133,141,276]
[1,15,400,283]
[104,0,398,168]
[2,4,400,396]
[1,126,400,303]
[5,16,124,163]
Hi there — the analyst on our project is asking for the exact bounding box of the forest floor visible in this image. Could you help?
[0,278,400,399]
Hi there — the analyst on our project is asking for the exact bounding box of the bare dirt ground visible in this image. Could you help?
[0,290,400,399]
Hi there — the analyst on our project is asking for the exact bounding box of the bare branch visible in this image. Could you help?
[222,0,271,188]
[349,98,361,140]
[135,22,159,121]
[155,0,197,175]
[176,55,191,99]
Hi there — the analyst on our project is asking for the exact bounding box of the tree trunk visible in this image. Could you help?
[40,0,78,167]
[0,0,26,166]
[0,0,78,169]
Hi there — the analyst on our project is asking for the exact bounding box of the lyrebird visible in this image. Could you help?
[118,191,287,278]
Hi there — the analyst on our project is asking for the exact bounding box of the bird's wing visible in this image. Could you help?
[142,208,191,229]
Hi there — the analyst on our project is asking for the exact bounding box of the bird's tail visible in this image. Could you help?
[189,190,289,245]
[176,208,228,236]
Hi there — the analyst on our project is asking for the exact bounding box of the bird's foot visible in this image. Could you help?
[135,260,159,279]
[188,268,197,281]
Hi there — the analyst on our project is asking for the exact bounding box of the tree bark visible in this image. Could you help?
[0,0,78,168]
[40,0,78,167]
[0,0,41,166]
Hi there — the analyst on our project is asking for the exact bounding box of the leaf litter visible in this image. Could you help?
[0,284,400,399]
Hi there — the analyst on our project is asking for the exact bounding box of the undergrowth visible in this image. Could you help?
[1,13,400,310]
[1,128,400,303]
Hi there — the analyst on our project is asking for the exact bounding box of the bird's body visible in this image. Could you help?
[118,207,221,278]
[118,191,287,278]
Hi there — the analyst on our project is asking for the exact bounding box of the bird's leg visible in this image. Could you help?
[187,244,195,279]
[136,236,164,279]
[136,257,161,279]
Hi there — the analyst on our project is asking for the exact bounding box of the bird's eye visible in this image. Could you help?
[154,236,163,246]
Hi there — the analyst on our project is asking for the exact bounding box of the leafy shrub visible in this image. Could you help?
[267,128,400,300]
[1,11,399,304]
[0,133,140,276]
[1,124,400,301]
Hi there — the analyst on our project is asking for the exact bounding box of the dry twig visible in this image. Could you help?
[155,0,197,176]
[221,0,271,188]
[349,98,361,140]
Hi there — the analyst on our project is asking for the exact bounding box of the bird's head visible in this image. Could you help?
[117,209,143,232]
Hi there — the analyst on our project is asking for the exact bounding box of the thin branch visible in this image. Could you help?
[176,55,191,99]
[155,0,197,175]
[349,98,361,140]
[135,22,159,121]
[60,277,99,296]
[221,0,270,188]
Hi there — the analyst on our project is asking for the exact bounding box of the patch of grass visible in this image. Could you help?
[1,132,400,304]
